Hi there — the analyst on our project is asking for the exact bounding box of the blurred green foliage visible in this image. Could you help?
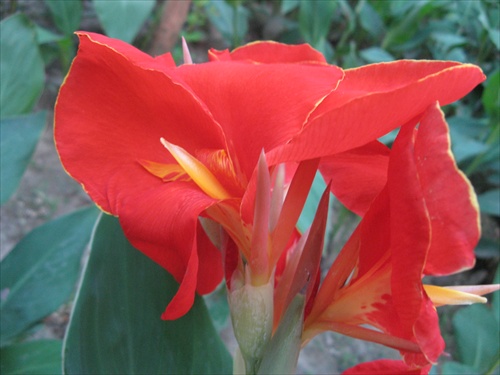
[0,1,498,374]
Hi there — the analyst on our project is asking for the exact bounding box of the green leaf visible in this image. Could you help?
[0,340,62,375]
[356,0,385,38]
[453,304,500,373]
[92,0,155,43]
[441,361,480,375]
[281,0,300,14]
[478,189,500,217]
[44,0,82,36]
[204,0,249,47]
[449,125,489,164]
[298,0,336,47]
[63,214,232,374]
[0,14,45,118]
[0,206,99,345]
[492,263,499,324]
[257,295,304,375]
[359,47,395,63]
[0,112,46,204]
[482,70,499,119]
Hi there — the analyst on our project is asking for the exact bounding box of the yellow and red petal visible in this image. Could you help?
[268,60,485,165]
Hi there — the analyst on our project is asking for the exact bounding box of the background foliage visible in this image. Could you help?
[1,1,498,374]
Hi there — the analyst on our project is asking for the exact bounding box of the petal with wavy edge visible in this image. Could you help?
[414,103,479,275]
[55,32,226,213]
[209,40,327,64]
[319,141,390,216]
[117,182,222,319]
[268,61,485,165]
[174,62,343,178]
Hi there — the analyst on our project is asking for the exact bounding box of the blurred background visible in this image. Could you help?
[1,1,498,374]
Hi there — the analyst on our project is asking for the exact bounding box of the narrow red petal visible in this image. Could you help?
[161,236,199,320]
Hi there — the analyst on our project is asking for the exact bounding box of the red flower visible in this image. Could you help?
[54,32,485,322]
[302,103,487,373]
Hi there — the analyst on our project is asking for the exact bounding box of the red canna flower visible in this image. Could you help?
[54,32,485,329]
[302,103,498,373]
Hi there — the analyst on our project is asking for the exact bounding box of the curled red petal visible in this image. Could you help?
[319,141,390,216]
[414,103,479,275]
[118,183,221,318]
[268,61,485,164]
[55,32,225,213]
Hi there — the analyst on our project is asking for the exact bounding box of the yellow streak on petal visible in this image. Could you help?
[139,159,189,182]
[160,138,231,200]
[424,284,488,307]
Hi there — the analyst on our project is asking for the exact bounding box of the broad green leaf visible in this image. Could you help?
[299,0,336,47]
[359,47,394,63]
[453,304,499,373]
[281,0,300,14]
[449,125,489,164]
[482,70,499,119]
[441,361,479,375]
[0,340,62,375]
[63,214,232,374]
[93,0,155,43]
[356,0,385,38]
[257,295,304,375]
[0,14,45,118]
[0,112,46,204]
[45,0,82,36]
[478,189,500,217]
[204,0,249,47]
[0,206,99,345]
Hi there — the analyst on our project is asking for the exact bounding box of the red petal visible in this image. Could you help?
[414,103,479,274]
[319,141,390,216]
[55,33,225,213]
[268,61,485,164]
[118,182,222,319]
[174,62,343,178]
[209,41,327,64]
[343,360,431,375]
[161,235,199,320]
